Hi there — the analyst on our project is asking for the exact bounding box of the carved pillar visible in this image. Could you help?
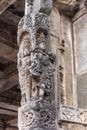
[17,0,57,130]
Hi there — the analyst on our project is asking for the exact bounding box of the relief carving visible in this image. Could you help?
[84,0,87,8]
[17,33,31,105]
[59,106,87,125]
[18,103,56,130]
[61,106,75,120]
[59,64,66,105]
[30,34,56,101]
[17,0,57,130]
[77,110,87,123]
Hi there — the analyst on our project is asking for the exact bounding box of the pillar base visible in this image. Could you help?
[18,100,57,130]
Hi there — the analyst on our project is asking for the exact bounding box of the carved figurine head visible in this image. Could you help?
[36,37,47,52]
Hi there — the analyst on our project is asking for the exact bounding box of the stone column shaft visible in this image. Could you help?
[17,0,57,130]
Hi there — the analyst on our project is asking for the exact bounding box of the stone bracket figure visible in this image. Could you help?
[17,0,57,130]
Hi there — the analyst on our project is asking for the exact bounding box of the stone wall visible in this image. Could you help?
[50,1,87,130]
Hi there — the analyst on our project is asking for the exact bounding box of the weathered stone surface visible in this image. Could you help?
[33,0,52,15]
[16,1,87,130]
[60,123,86,130]
[73,14,87,74]
[73,13,87,109]
[6,128,18,130]
[59,106,87,125]
[18,101,56,130]
[77,73,87,109]
[68,124,85,130]
[0,0,16,14]
[50,7,61,38]
[59,15,73,106]
[50,8,74,106]
[17,1,57,130]
[54,0,79,18]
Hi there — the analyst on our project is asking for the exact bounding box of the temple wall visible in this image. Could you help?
[50,2,87,130]
[50,7,74,106]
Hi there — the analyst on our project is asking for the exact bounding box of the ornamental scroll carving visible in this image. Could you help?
[17,0,57,130]
[59,106,87,125]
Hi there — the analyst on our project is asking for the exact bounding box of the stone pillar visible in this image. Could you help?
[17,0,57,130]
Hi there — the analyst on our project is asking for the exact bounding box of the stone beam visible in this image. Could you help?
[0,71,4,79]
[0,109,17,116]
[7,118,18,127]
[0,102,18,111]
[0,20,18,49]
[0,11,20,28]
[0,63,4,79]
[0,119,4,127]
[0,63,4,71]
[0,0,16,14]
[0,71,18,93]
[0,42,17,62]
[0,102,18,117]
